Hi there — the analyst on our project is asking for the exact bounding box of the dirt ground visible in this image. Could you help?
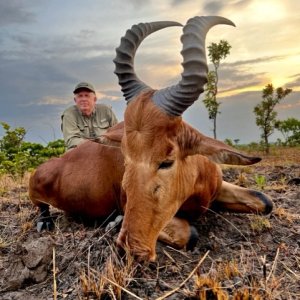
[0,149,299,299]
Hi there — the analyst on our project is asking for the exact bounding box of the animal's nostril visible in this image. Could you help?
[250,190,274,215]
[264,197,274,215]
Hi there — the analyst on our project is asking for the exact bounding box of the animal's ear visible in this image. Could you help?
[201,140,262,165]
[177,123,261,165]
[94,121,124,147]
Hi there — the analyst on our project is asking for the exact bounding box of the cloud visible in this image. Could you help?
[1,32,114,61]
[0,1,299,146]
[286,75,300,88]
[27,96,70,106]
[171,0,194,6]
[227,55,288,67]
[277,101,300,110]
[0,1,35,26]
[203,1,225,14]
[203,0,252,15]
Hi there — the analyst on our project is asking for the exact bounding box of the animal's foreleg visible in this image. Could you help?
[212,181,273,214]
[36,203,54,232]
[158,217,198,250]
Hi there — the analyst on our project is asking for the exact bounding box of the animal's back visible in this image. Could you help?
[29,140,125,217]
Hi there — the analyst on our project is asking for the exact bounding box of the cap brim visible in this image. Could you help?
[73,87,95,94]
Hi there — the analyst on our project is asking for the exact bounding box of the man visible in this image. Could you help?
[61,82,118,150]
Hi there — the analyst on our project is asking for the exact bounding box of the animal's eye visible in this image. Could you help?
[158,160,174,170]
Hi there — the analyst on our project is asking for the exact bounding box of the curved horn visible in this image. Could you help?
[114,21,182,102]
[152,16,235,116]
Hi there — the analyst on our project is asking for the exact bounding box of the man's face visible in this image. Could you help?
[74,90,96,116]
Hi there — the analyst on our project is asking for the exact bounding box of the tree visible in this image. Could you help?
[253,84,292,154]
[203,40,232,139]
[0,122,65,177]
[0,121,26,160]
[275,117,300,146]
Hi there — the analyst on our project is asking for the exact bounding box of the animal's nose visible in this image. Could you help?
[250,190,274,215]
[116,230,156,262]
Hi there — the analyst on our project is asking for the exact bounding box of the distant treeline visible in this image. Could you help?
[0,119,299,178]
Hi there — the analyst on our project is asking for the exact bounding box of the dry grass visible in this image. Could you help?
[80,245,138,299]
[249,215,272,233]
[0,147,299,299]
[249,146,300,166]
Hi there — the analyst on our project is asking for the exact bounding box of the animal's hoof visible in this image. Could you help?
[105,215,123,232]
[186,226,199,251]
[37,220,54,232]
[288,177,300,185]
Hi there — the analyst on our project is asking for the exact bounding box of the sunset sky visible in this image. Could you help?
[0,0,299,144]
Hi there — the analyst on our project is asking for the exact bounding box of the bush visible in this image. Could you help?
[0,122,65,178]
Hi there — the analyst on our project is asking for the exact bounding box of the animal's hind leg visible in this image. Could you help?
[36,202,54,232]
[212,181,273,215]
[158,217,199,250]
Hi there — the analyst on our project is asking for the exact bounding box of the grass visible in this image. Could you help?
[0,146,299,299]
[80,245,137,299]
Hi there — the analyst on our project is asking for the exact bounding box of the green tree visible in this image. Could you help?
[0,121,26,160]
[275,117,300,146]
[253,84,292,154]
[0,122,28,177]
[0,122,65,177]
[204,40,232,139]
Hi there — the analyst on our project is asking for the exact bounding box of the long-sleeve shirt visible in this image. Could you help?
[61,104,118,150]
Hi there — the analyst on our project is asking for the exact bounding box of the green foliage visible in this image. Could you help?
[203,71,220,119]
[207,40,232,68]
[0,121,26,160]
[275,117,300,146]
[253,84,292,154]
[0,122,65,178]
[254,174,266,190]
[224,138,234,147]
[204,40,232,139]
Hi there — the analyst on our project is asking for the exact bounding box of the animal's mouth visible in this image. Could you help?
[116,229,156,262]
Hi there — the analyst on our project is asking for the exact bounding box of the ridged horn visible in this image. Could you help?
[113,21,182,102]
[152,16,235,116]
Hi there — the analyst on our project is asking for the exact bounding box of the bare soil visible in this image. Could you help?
[0,148,299,299]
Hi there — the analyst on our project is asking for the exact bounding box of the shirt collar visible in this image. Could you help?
[78,106,96,117]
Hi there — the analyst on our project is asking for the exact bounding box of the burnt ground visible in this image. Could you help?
[0,151,299,299]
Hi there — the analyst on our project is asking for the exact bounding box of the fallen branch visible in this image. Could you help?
[53,247,57,300]
[156,250,210,300]
[102,275,143,300]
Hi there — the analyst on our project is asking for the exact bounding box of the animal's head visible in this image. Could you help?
[113,17,259,261]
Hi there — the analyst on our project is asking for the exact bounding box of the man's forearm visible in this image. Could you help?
[66,136,86,149]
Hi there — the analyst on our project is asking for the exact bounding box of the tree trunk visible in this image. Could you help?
[213,117,217,139]
[264,134,269,154]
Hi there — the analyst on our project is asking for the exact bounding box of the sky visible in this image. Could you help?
[0,0,299,145]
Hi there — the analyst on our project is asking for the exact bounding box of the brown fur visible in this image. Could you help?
[29,140,124,218]
[117,91,273,260]
[29,92,273,261]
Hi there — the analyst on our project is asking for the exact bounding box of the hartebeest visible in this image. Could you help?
[29,16,273,261]
[113,16,273,260]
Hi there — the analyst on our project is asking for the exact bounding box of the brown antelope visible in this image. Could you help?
[29,17,273,261]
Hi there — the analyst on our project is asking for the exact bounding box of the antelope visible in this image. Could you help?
[29,16,273,261]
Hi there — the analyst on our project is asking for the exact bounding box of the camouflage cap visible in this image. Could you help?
[73,82,96,94]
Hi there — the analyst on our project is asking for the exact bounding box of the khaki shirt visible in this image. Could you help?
[61,104,118,150]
